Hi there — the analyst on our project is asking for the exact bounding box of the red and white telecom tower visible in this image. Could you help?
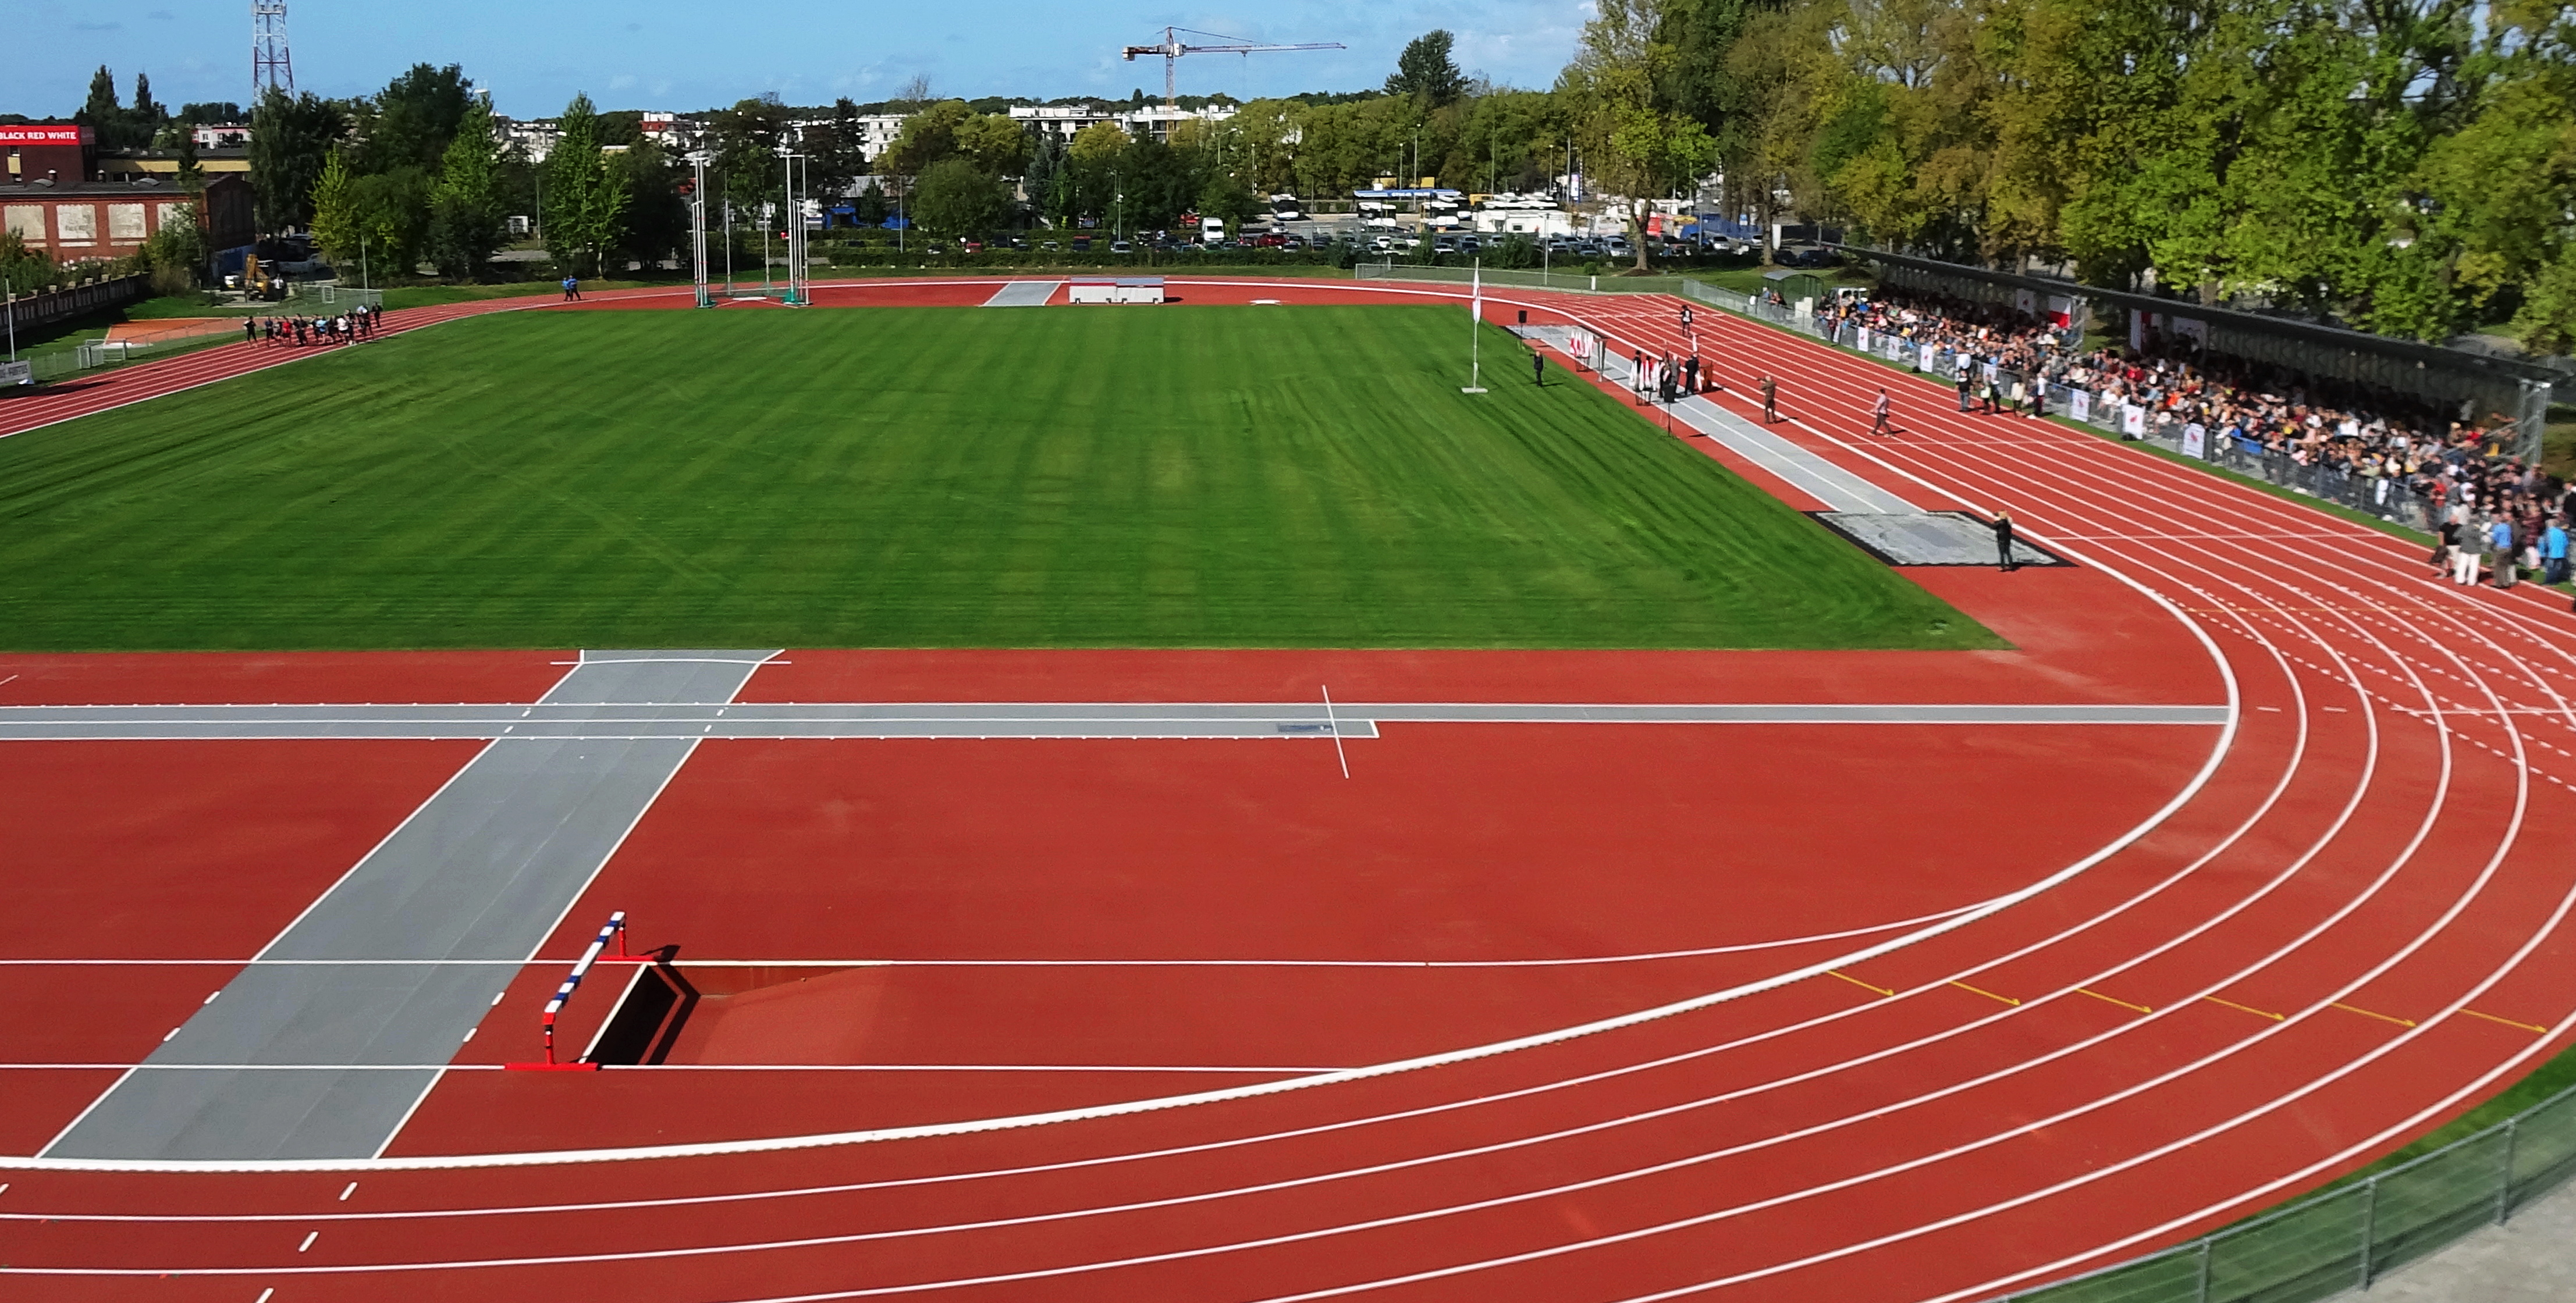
[253,1,294,98]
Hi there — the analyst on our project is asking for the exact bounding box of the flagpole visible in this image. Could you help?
[1462,259,1487,394]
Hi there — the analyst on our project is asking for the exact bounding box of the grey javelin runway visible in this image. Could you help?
[0,700,2228,741]
[40,651,779,1162]
[1522,323,1920,515]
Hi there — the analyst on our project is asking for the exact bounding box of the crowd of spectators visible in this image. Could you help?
[1811,286,2566,588]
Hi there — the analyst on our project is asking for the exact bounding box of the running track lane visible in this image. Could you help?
[0,280,2572,1303]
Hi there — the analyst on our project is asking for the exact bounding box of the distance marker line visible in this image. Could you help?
[2457,1009,2547,1034]
[2077,988,2152,1014]
[1949,981,2020,1007]
[1827,970,1893,997]
[2204,996,2284,1021]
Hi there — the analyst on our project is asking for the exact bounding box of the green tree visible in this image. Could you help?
[249,88,350,234]
[954,113,1033,177]
[427,99,506,279]
[1563,0,1714,269]
[362,63,475,175]
[139,201,208,293]
[307,150,359,267]
[613,137,691,269]
[1387,31,1468,108]
[131,72,166,137]
[882,100,973,177]
[543,92,631,278]
[912,157,1007,236]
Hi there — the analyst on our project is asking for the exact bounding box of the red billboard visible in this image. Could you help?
[0,126,90,145]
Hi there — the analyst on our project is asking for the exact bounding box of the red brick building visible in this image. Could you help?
[1,126,255,260]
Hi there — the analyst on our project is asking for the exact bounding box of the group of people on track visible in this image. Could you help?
[244,305,382,348]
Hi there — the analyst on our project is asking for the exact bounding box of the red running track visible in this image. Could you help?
[0,278,2572,1303]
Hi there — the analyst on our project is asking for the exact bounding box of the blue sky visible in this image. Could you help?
[11,1,1587,120]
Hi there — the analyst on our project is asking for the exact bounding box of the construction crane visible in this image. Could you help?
[1122,27,1345,108]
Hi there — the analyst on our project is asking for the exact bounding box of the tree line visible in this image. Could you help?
[1658,0,2576,351]
[73,3,2568,353]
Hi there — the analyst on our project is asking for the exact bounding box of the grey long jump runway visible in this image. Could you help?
[0,700,2228,741]
[1523,323,1919,515]
[39,651,779,1162]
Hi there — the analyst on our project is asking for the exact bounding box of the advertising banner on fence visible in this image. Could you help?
[2181,421,2207,458]
[2070,390,2091,423]
[0,360,30,387]
[1856,327,1870,352]
[1921,343,1938,371]
[2123,404,2147,438]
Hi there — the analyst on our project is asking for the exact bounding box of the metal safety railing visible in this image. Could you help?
[1989,1082,2576,1302]
[1354,261,1700,296]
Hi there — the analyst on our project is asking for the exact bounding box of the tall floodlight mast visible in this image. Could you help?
[252,1,295,98]
[1120,28,1344,108]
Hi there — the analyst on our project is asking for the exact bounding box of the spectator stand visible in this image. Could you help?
[1829,244,2557,462]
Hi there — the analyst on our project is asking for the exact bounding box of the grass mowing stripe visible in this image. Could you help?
[0,306,1996,652]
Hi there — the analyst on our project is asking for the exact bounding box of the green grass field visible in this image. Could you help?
[0,305,1996,651]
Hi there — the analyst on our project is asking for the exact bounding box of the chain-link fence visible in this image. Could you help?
[1989,1083,2576,1302]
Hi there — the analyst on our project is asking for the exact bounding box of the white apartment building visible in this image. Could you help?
[1007,102,1236,145]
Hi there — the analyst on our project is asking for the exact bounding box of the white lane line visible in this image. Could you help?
[0,906,1989,969]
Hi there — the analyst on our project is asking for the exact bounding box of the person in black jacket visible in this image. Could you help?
[1995,510,2018,572]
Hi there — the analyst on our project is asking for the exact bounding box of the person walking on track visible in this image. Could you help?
[1994,510,2018,572]
[1870,388,1893,436]
[1760,374,1779,424]
[1955,361,1973,411]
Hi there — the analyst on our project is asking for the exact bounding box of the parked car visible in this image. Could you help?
[1110,240,1134,254]
[1041,240,1060,252]
[961,240,985,253]
[1071,237,1092,251]
[1369,235,1395,254]
[1432,236,1460,254]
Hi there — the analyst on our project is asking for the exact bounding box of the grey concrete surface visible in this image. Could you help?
[0,700,2224,740]
[2356,1174,2576,1302]
[1522,323,1920,514]
[40,651,777,1161]
[1818,510,2063,567]
[981,279,1061,307]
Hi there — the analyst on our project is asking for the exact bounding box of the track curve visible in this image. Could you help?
[1,278,2570,1303]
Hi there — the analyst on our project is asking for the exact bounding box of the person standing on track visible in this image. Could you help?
[2543,516,2568,586]
[2492,515,2519,589]
[1994,510,2018,572]
[1760,373,1779,424]
[2454,513,2485,585]
[1955,360,1973,411]
[1870,387,1892,436]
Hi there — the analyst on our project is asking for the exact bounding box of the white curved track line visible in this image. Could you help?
[0,717,2227,1176]
[9,532,2412,1280]
[0,577,2237,1177]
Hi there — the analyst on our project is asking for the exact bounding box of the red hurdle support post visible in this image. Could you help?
[509,911,628,1071]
